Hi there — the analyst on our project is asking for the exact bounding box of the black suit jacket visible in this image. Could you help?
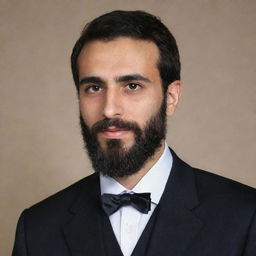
[12,150,256,255]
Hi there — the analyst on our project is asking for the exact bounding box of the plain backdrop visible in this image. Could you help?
[0,0,255,254]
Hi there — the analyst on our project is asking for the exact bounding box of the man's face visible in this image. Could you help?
[77,37,168,177]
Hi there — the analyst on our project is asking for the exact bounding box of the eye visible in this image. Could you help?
[126,83,141,91]
[84,85,102,94]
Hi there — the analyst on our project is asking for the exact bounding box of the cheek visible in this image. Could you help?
[129,96,162,126]
[79,100,99,127]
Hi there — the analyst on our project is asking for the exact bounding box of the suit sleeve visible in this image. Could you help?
[243,209,256,255]
[12,210,28,256]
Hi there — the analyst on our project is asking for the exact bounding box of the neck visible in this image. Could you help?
[115,142,165,190]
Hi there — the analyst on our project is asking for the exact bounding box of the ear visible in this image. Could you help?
[166,80,181,116]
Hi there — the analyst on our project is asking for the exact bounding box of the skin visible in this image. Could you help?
[77,37,181,189]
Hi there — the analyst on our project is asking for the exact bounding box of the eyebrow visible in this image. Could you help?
[79,76,104,86]
[115,74,152,83]
[79,73,152,87]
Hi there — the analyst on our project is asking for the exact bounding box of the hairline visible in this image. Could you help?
[76,36,165,93]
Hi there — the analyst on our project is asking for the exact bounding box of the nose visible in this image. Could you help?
[103,87,123,119]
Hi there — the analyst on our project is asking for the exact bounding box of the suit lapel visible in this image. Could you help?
[62,149,204,256]
[63,174,106,256]
[146,150,204,255]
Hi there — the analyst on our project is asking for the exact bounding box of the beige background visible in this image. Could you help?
[1,0,255,254]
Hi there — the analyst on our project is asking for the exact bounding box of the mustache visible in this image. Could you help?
[91,118,142,136]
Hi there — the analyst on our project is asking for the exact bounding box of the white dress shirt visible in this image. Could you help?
[100,143,173,256]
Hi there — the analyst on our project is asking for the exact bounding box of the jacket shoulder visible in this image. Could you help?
[193,168,256,208]
[25,173,99,219]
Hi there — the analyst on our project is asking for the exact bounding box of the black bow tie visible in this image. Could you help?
[101,192,151,216]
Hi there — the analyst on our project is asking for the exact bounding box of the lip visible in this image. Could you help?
[100,126,130,138]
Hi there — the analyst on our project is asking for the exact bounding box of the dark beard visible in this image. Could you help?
[80,97,167,178]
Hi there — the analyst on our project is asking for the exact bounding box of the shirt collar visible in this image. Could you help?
[100,143,173,205]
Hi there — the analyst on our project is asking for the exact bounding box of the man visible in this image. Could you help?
[12,10,256,256]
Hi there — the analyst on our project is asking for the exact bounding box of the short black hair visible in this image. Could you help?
[71,10,180,93]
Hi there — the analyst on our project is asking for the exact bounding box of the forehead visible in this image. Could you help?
[77,37,161,80]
